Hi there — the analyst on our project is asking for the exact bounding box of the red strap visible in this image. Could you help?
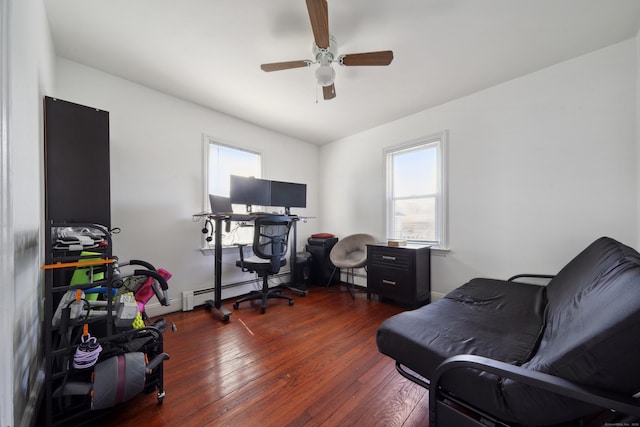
[115,355,126,403]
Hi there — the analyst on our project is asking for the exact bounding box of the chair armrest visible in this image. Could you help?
[507,273,555,283]
[429,354,640,424]
[235,243,249,272]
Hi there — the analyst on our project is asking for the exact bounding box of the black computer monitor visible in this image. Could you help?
[229,175,271,212]
[270,180,307,214]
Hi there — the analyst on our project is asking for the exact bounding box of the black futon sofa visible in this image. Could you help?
[376,236,640,426]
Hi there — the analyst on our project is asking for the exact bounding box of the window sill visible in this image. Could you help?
[199,245,245,256]
[403,243,449,256]
[392,241,449,256]
[431,247,449,256]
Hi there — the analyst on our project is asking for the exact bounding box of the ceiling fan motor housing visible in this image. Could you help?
[313,35,337,65]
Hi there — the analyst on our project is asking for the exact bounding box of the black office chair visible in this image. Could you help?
[233,215,294,314]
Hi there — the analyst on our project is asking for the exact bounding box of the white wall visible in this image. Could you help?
[4,0,55,425]
[321,39,637,298]
[53,58,320,311]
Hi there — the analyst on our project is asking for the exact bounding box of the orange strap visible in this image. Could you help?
[41,258,115,270]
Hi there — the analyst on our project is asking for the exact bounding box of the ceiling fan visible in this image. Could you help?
[260,0,394,100]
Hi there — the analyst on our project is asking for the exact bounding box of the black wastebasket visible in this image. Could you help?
[294,251,312,287]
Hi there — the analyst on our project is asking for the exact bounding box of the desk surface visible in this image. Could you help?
[193,212,313,221]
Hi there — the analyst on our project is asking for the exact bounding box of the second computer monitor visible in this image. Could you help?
[270,180,307,213]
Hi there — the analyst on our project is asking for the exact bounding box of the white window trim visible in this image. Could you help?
[202,134,264,210]
[201,134,264,250]
[383,130,449,250]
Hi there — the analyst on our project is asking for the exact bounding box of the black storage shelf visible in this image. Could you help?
[43,221,116,427]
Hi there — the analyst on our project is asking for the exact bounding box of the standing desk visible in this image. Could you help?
[196,212,303,322]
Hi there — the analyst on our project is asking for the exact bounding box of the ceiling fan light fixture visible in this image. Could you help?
[315,64,335,87]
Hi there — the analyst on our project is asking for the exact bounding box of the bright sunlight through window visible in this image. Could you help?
[385,131,448,248]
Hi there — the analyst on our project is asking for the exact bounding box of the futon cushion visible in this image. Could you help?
[377,236,640,425]
[376,278,546,381]
[497,237,640,424]
[530,236,640,389]
[440,237,640,425]
[545,236,638,319]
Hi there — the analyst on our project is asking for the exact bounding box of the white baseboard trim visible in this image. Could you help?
[145,271,291,317]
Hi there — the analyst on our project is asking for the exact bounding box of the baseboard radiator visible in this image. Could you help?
[150,269,378,316]
[181,271,290,311]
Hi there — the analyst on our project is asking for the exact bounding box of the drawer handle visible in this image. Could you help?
[382,279,396,286]
[382,256,396,261]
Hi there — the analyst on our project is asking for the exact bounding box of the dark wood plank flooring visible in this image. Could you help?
[90,286,430,427]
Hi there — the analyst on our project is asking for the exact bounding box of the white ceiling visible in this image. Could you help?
[44,0,640,145]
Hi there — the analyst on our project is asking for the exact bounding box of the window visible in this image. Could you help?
[204,136,262,246]
[205,138,262,200]
[385,131,448,249]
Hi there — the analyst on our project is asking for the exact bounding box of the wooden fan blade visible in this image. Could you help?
[323,84,336,100]
[306,0,329,49]
[341,50,394,66]
[260,60,310,72]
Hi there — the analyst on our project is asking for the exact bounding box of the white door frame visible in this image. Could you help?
[0,0,14,425]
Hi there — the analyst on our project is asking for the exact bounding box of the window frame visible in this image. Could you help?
[383,131,449,249]
[202,135,264,248]
[202,135,263,208]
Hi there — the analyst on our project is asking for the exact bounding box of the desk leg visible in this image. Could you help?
[205,217,232,321]
[283,217,308,296]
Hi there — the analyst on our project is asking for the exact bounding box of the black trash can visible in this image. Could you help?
[306,236,340,285]
[294,251,312,287]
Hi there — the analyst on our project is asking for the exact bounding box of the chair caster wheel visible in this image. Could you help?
[260,307,266,314]
[289,300,294,306]
[233,303,239,309]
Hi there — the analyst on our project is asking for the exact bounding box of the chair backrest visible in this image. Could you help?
[252,215,293,274]
[330,233,377,267]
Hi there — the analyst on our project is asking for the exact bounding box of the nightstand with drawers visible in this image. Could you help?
[366,244,431,308]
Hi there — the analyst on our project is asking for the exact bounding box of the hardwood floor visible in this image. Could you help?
[89,286,430,427]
